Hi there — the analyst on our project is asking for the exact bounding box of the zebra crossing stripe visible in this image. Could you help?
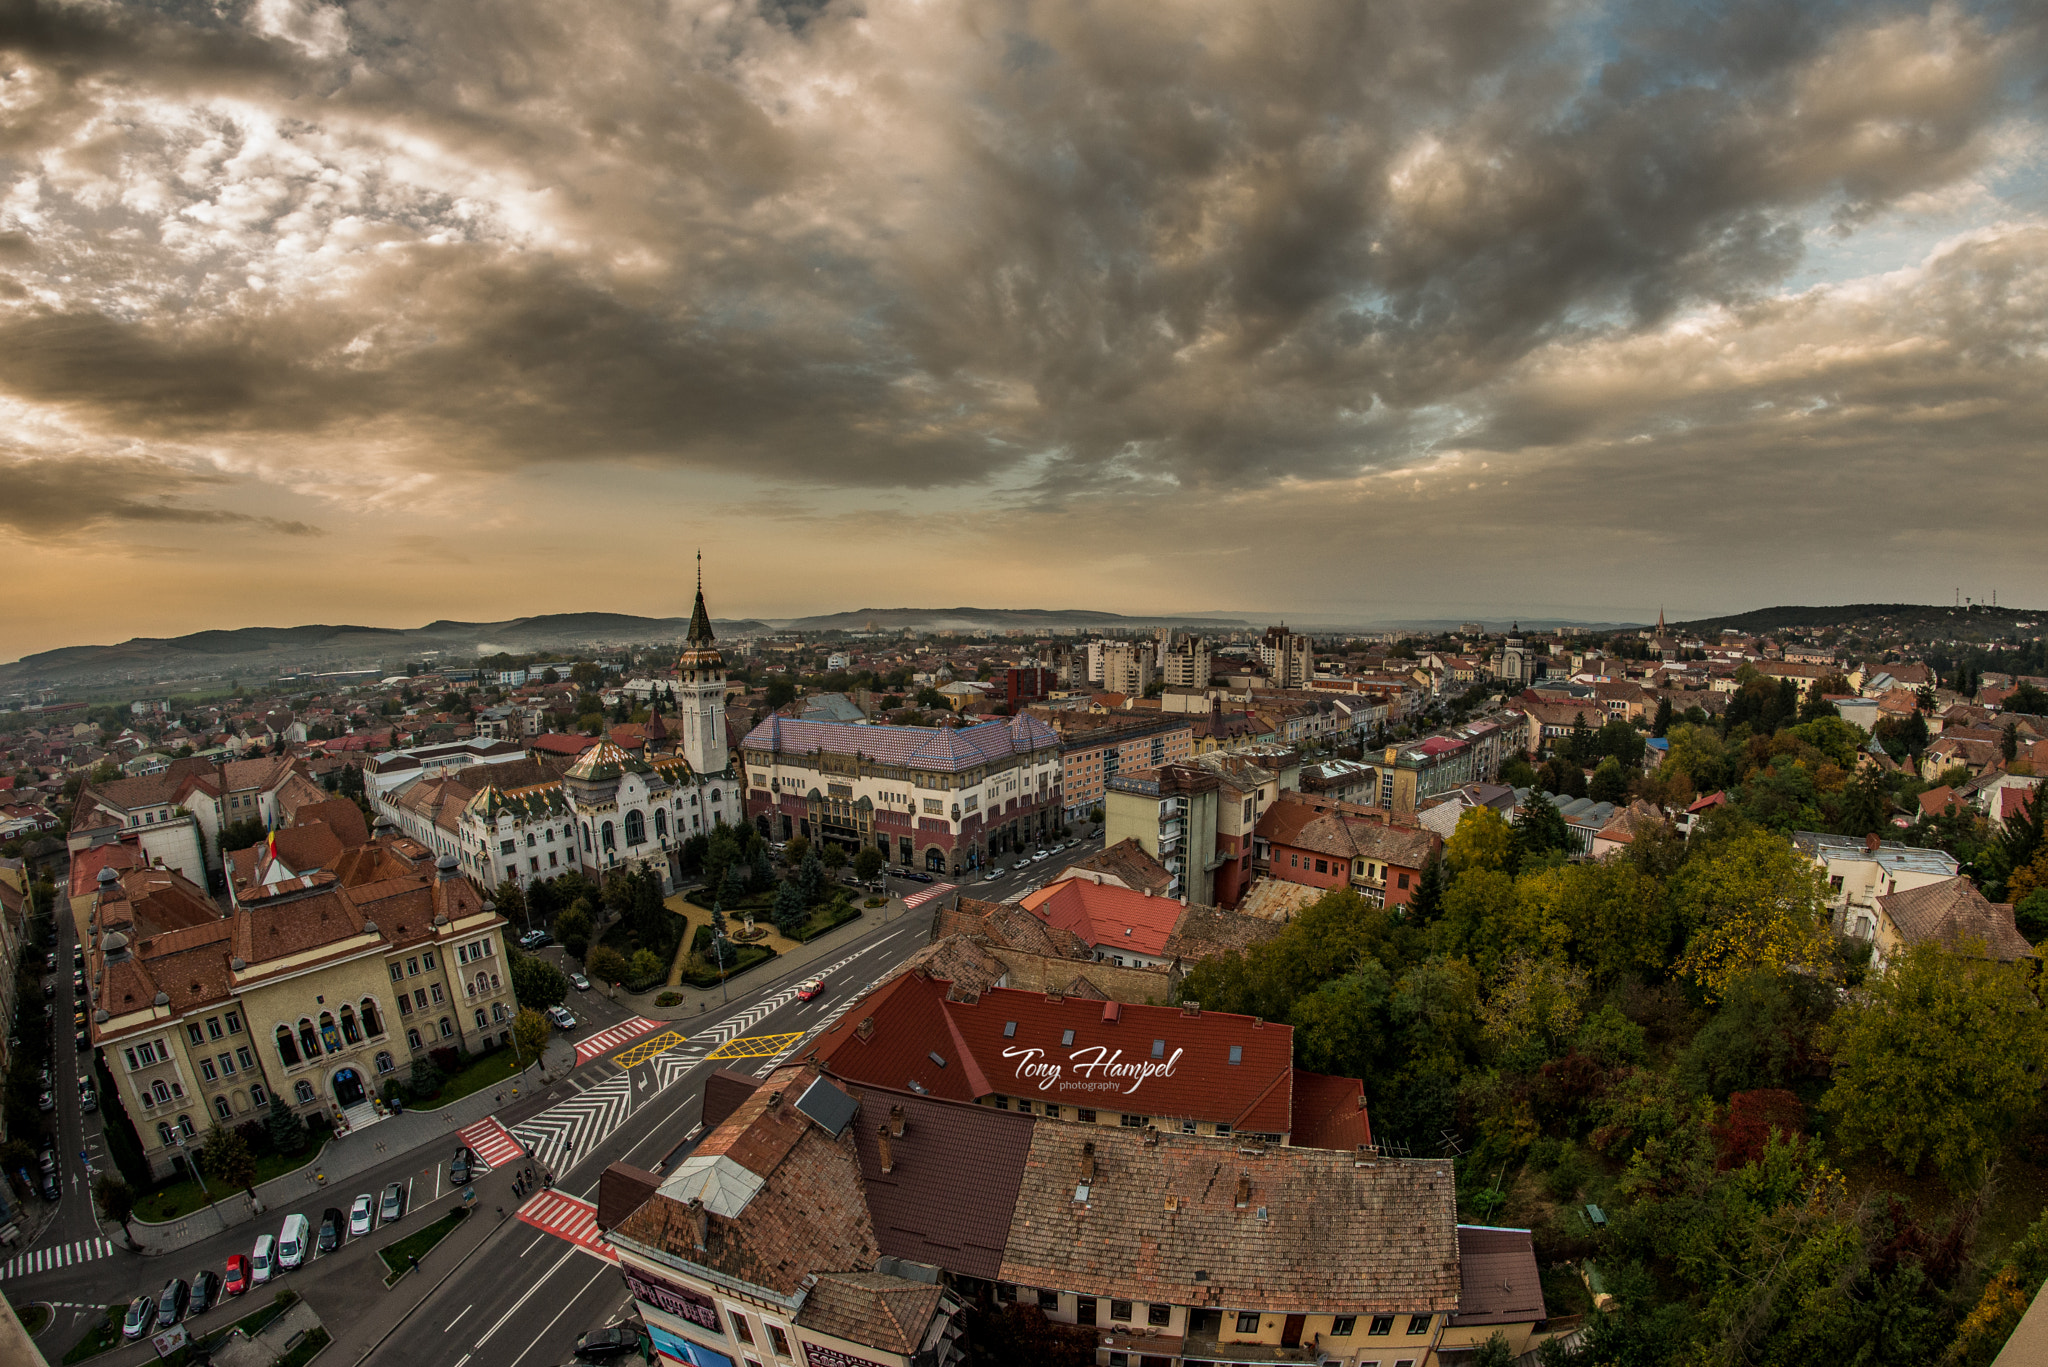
[574,1017,664,1066]
[515,1190,616,1263]
[500,936,897,1177]
[2,1236,114,1280]
[457,1116,526,1171]
[900,882,956,910]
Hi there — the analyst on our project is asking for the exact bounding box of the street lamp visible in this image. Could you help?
[172,1128,221,1221]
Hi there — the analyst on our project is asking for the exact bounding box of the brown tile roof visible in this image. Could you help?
[1163,903,1285,962]
[1287,1069,1372,1152]
[1452,1226,1546,1326]
[797,1273,944,1354]
[997,1124,1460,1314]
[1878,877,2036,961]
[848,1087,1035,1281]
[1060,838,1173,896]
[933,897,1092,961]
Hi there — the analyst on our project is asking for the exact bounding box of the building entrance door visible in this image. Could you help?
[1281,1314,1305,1348]
[333,1068,365,1108]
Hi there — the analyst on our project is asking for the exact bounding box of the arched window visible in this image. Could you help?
[157,1122,174,1146]
[492,1001,508,1022]
[474,972,489,998]
[406,1027,422,1050]
[177,1114,196,1138]
[360,998,382,1037]
[601,820,616,850]
[153,1080,172,1105]
[475,1009,487,1029]
[581,823,592,851]
[439,1018,454,1038]
[250,1084,268,1107]
[625,810,645,844]
[709,788,721,802]
[375,1051,395,1074]
[294,1080,315,1104]
[340,1006,361,1045]
[214,1096,232,1121]
[318,1011,340,1053]
[654,809,668,838]
[298,1018,320,1060]
[276,1025,301,1068]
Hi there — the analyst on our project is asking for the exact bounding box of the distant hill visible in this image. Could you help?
[1675,603,2045,640]
[777,606,1253,633]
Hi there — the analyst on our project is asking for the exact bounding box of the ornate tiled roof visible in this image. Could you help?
[740,713,1060,774]
[563,738,652,782]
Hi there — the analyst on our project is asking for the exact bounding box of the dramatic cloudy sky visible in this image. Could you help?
[2,0,2045,657]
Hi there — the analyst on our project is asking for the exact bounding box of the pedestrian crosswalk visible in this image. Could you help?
[900,881,956,910]
[2,1236,113,1279]
[456,1116,527,1172]
[502,936,898,1178]
[574,1017,663,1066]
[515,1189,615,1263]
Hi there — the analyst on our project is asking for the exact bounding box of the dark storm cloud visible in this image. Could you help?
[0,0,2039,513]
[0,455,322,538]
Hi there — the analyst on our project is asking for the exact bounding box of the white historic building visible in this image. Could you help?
[454,576,741,894]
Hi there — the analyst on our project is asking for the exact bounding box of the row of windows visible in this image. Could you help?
[274,1001,386,1069]
[183,1011,243,1046]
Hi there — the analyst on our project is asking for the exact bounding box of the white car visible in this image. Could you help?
[547,1005,577,1030]
[349,1194,373,1237]
[569,972,591,991]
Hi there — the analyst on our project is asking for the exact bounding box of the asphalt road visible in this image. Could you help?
[4,830,1105,1364]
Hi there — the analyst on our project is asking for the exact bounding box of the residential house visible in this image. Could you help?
[1253,791,1439,908]
[1792,831,1960,940]
[1870,877,2035,968]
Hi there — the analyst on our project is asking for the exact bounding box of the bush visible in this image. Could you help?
[429,1046,462,1075]
[410,1058,446,1097]
[629,948,664,984]
[586,944,630,985]
[655,991,682,1008]
[267,1103,312,1156]
[236,1118,271,1157]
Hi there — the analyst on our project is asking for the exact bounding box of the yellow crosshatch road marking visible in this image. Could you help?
[611,1031,686,1067]
[704,1032,806,1062]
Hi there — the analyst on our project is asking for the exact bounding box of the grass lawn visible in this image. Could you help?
[274,1325,331,1367]
[60,1305,125,1364]
[13,1302,51,1336]
[678,941,775,990]
[793,899,863,943]
[379,1207,468,1285]
[411,1048,525,1111]
[135,1147,316,1223]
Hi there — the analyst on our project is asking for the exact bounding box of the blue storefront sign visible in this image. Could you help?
[647,1323,735,1367]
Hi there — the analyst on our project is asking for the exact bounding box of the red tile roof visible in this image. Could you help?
[811,973,1297,1134]
[1289,1069,1372,1152]
[1017,878,1184,957]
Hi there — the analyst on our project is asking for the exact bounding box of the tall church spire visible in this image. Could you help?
[678,553,728,775]
[686,549,715,647]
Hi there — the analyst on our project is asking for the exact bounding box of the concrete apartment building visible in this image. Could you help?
[1161,635,1212,689]
[1259,626,1316,690]
[1101,640,1158,699]
[1103,765,1223,905]
[87,839,516,1180]
[1053,716,1197,822]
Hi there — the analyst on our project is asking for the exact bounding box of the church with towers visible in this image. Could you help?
[457,566,740,896]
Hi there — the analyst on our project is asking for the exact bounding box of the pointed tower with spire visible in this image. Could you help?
[677,552,730,775]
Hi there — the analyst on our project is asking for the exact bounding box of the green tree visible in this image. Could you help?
[1514,794,1573,862]
[1833,764,1893,839]
[1588,756,1628,805]
[853,847,883,881]
[1472,1331,1515,1367]
[773,878,807,934]
[764,678,797,710]
[820,842,848,872]
[1596,718,1644,765]
[555,905,593,958]
[1671,829,1833,1000]
[629,948,664,982]
[1407,854,1447,925]
[1446,806,1516,876]
[202,1123,257,1198]
[586,944,630,985]
[798,851,826,905]
[95,1174,139,1248]
[510,955,568,1010]
[781,835,811,868]
[2014,888,2048,944]
[267,1101,312,1155]
[1821,941,2048,1187]
[1652,695,1674,738]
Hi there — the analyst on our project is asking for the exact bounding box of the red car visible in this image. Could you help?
[224,1254,250,1297]
[796,978,825,1002]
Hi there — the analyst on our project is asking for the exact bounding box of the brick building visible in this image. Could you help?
[1254,792,1439,908]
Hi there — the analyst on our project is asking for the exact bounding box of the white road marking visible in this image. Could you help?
[504,1261,609,1367]
[473,1245,577,1351]
[444,1305,472,1334]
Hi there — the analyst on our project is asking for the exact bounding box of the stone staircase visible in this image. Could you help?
[338,1100,383,1135]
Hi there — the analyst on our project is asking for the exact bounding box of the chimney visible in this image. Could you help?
[1143,1125,1160,1147]
[1235,1172,1251,1208]
[1142,886,1152,897]
[877,1122,895,1174]
[766,1090,783,1110]
[1080,1141,1096,1182]
[687,1196,709,1250]
[1102,1001,1121,1024]
[1180,1001,1201,1017]
[855,1016,875,1041]
[889,1104,906,1138]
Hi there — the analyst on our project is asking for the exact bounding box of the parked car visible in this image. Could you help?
[276,1213,310,1270]
[449,1147,473,1185]
[36,1090,52,1111]
[122,1296,155,1341]
[154,1278,190,1330]
[519,930,552,950]
[379,1182,405,1224]
[546,1005,576,1030]
[796,978,825,1002]
[350,1193,374,1237]
[251,1234,275,1285]
[224,1253,251,1297]
[317,1206,345,1254]
[189,1269,220,1315]
[574,1322,645,1362]
[569,972,591,992]
[79,1081,97,1113]
[75,1028,89,1049]
[39,1173,58,1202]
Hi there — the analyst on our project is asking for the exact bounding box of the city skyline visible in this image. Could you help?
[3,0,2045,654]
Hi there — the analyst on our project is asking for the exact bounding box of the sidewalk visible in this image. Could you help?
[130,1033,577,1256]
[612,892,920,1022]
